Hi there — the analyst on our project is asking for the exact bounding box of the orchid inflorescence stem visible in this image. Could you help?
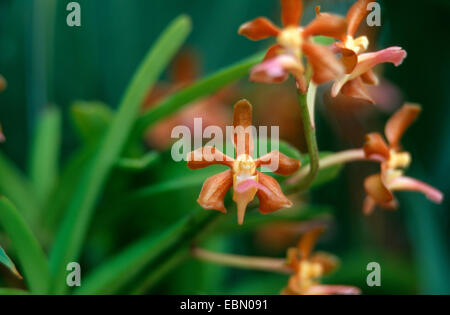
[191,246,292,274]
[288,148,374,187]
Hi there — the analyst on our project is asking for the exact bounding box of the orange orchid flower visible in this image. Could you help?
[362,104,443,214]
[238,0,347,92]
[187,99,300,225]
[331,0,407,103]
[282,227,361,295]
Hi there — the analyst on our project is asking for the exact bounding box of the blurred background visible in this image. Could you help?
[0,0,449,294]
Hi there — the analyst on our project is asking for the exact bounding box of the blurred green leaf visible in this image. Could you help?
[116,151,160,171]
[43,143,96,231]
[0,197,49,293]
[49,15,192,294]
[300,152,344,189]
[29,107,61,203]
[0,153,40,221]
[0,288,30,295]
[70,101,113,144]
[0,245,21,278]
[76,209,219,294]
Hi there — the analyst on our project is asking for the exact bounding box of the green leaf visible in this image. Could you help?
[0,153,40,220]
[29,107,61,202]
[42,143,96,231]
[116,151,160,171]
[70,101,113,144]
[0,246,21,278]
[0,197,49,293]
[133,51,264,137]
[0,288,30,295]
[75,209,219,294]
[49,15,192,294]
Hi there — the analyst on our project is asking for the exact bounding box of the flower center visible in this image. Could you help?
[296,260,323,289]
[384,149,412,184]
[387,149,411,170]
[277,27,303,57]
[233,154,256,177]
[344,35,369,55]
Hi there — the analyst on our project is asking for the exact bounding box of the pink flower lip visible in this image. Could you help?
[235,178,270,195]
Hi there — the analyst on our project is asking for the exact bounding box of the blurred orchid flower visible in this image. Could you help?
[362,104,443,214]
[0,75,5,142]
[143,50,232,149]
[238,0,347,92]
[331,0,407,103]
[282,227,361,295]
[187,99,300,225]
[0,74,6,92]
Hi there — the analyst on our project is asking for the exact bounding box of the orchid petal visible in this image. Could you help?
[256,151,301,176]
[352,47,407,79]
[256,171,292,214]
[233,99,254,157]
[171,49,198,85]
[389,176,444,204]
[363,132,390,160]
[297,226,325,259]
[361,69,379,85]
[363,196,376,215]
[341,47,358,74]
[303,13,347,40]
[340,77,375,103]
[346,0,372,36]
[250,56,290,84]
[238,17,280,41]
[251,53,306,86]
[197,170,233,213]
[263,44,284,61]
[187,146,234,169]
[302,42,344,85]
[385,103,421,148]
[364,174,394,205]
[281,0,303,27]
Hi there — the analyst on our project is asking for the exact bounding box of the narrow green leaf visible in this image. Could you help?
[0,246,22,278]
[29,107,61,202]
[75,209,219,294]
[0,153,40,220]
[0,197,49,293]
[133,51,264,137]
[49,15,192,294]
[43,143,96,231]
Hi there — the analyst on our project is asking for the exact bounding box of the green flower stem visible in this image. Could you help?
[295,90,320,191]
[191,247,292,274]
